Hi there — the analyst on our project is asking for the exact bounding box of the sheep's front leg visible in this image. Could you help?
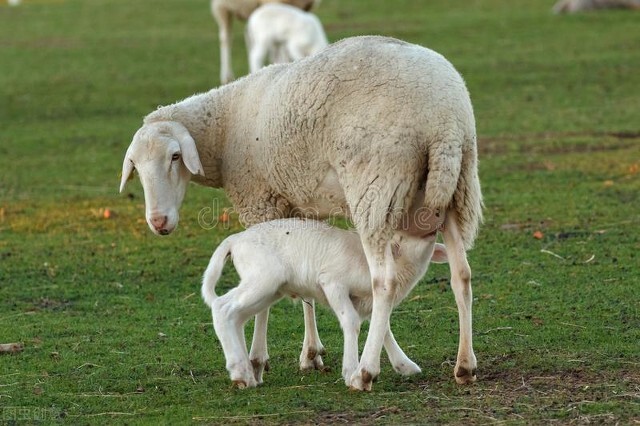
[299,299,326,371]
[384,328,421,376]
[349,242,396,391]
[442,209,477,384]
[249,308,270,384]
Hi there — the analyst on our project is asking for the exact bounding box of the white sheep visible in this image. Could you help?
[120,35,483,391]
[210,0,319,84]
[553,0,640,12]
[201,218,448,387]
[245,3,328,73]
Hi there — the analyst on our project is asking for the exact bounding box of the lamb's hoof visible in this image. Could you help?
[300,358,325,371]
[250,358,269,383]
[392,360,422,376]
[299,347,326,371]
[232,380,248,389]
[232,375,258,389]
[349,370,375,391]
[454,366,477,385]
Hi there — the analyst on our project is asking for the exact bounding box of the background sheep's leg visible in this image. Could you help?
[299,300,326,371]
[383,328,422,376]
[441,209,477,384]
[249,308,271,384]
[321,283,362,384]
[249,41,269,73]
[211,4,234,83]
[349,241,396,391]
[212,285,280,388]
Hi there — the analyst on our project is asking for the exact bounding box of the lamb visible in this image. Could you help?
[245,3,328,73]
[201,218,448,387]
[210,0,319,84]
[120,35,483,391]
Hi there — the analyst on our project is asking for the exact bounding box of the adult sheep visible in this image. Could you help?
[120,35,483,391]
[552,0,640,12]
[211,0,318,84]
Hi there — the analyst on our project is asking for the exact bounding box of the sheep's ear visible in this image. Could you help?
[432,243,448,263]
[119,158,134,193]
[177,132,205,176]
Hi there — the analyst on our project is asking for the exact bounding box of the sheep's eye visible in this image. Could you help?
[171,153,181,161]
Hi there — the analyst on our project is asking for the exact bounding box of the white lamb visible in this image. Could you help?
[245,3,328,73]
[120,36,483,391]
[210,0,319,84]
[201,218,448,387]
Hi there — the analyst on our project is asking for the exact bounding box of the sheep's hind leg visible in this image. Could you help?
[299,299,326,371]
[442,209,477,384]
[249,308,271,384]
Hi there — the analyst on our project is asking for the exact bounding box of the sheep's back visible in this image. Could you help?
[241,36,475,201]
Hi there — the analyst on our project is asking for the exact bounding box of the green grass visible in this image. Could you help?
[1,0,639,423]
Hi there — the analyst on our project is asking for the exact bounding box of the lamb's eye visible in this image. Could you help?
[171,153,181,161]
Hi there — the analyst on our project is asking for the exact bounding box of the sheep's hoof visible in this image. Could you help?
[454,366,477,385]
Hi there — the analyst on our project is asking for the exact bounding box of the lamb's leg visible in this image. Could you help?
[349,241,396,391]
[286,42,307,62]
[270,44,290,64]
[211,284,280,388]
[249,40,269,74]
[299,299,326,371]
[383,328,421,376]
[322,284,362,384]
[211,4,234,84]
[249,308,270,384]
[441,209,477,384]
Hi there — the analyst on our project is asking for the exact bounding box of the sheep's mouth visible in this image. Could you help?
[158,229,170,236]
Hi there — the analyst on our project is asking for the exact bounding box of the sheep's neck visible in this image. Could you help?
[164,89,229,188]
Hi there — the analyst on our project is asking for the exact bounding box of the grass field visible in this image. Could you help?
[1,0,639,423]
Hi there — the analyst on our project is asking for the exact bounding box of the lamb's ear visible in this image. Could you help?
[119,157,134,193]
[431,243,448,263]
[176,131,205,176]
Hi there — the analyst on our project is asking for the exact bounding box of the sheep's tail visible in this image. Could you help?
[424,134,483,250]
[201,236,234,308]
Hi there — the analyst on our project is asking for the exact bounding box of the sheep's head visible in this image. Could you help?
[119,121,204,236]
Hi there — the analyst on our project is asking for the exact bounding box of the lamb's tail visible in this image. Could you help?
[201,236,234,308]
[424,133,483,250]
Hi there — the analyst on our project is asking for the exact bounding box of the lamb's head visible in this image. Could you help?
[119,121,204,236]
[391,232,448,285]
[392,233,447,265]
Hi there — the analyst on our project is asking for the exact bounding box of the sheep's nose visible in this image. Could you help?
[150,215,168,233]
